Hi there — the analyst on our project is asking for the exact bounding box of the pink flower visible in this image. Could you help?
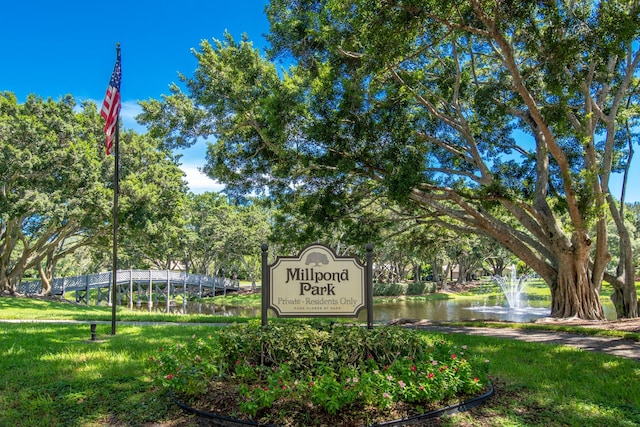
[374,370,379,375]
[462,345,467,350]
[428,373,434,379]
[165,374,174,380]
[387,375,393,381]
[398,380,406,388]
[432,360,438,366]
[451,354,457,359]
[383,392,391,399]
[473,377,479,383]
[352,377,359,383]
[411,365,417,372]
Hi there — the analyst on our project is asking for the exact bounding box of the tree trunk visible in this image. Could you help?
[486,258,505,277]
[413,263,421,282]
[38,252,55,296]
[550,253,605,320]
[608,194,638,318]
[38,265,52,296]
[456,253,472,285]
[430,257,443,287]
[240,257,257,290]
[0,275,12,294]
[609,272,639,319]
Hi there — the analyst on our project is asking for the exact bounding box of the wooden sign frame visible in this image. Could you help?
[261,243,373,329]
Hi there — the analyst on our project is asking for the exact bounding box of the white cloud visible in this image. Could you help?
[181,164,225,194]
[120,101,146,133]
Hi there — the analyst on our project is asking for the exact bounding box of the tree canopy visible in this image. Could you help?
[0,93,192,294]
[0,93,111,293]
[139,0,640,319]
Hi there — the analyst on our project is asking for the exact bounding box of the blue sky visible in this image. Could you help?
[2,1,638,202]
[2,0,270,193]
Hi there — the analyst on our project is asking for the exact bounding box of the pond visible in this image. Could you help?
[132,293,619,322]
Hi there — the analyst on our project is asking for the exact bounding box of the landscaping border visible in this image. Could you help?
[170,382,494,427]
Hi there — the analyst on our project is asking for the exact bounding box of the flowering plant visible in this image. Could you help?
[150,322,490,424]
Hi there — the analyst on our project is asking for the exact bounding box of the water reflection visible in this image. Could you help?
[358,299,551,323]
[131,294,618,322]
[130,282,624,323]
[131,300,260,317]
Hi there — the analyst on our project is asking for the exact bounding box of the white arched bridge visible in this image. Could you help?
[18,270,240,310]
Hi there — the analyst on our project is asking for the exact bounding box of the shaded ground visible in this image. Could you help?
[533,316,640,332]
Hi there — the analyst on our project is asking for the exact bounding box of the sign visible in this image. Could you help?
[261,243,373,327]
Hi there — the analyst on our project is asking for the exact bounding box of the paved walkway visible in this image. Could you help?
[2,319,638,362]
[411,324,640,362]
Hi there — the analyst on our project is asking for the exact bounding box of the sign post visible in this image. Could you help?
[261,243,373,328]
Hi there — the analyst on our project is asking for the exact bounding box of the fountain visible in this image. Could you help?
[491,264,527,309]
[459,265,550,321]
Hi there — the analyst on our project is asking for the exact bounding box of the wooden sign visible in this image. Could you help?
[261,243,373,328]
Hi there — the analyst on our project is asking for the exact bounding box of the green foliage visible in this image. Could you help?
[0,93,110,291]
[136,0,640,319]
[0,92,194,286]
[373,282,407,296]
[407,282,437,295]
[181,193,271,278]
[153,333,220,396]
[115,131,190,270]
[151,323,489,420]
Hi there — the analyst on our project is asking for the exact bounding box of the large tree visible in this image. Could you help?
[1,93,191,294]
[114,131,190,270]
[0,93,111,294]
[139,1,639,319]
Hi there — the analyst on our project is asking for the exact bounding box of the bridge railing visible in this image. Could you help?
[17,270,239,296]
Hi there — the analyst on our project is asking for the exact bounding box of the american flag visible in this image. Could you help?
[101,48,121,155]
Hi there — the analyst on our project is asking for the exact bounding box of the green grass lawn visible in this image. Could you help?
[0,295,249,324]
[1,297,639,426]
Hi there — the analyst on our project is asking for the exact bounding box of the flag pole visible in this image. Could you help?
[101,42,121,335]
[100,43,122,335]
[101,43,122,335]
[110,43,121,335]
[111,113,120,336]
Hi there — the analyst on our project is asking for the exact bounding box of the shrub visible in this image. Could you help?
[406,281,437,295]
[373,282,407,296]
[150,322,490,423]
